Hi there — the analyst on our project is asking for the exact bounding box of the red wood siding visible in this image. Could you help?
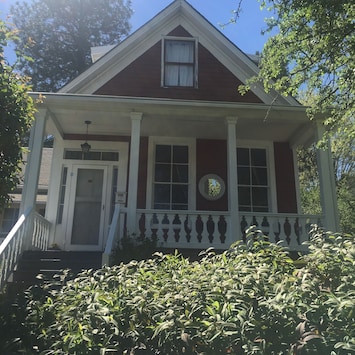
[137,137,148,209]
[273,142,298,213]
[196,139,228,211]
[95,26,262,103]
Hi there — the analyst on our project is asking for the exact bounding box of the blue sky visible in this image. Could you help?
[0,0,272,61]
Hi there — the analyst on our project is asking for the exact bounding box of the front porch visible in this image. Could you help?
[0,204,322,289]
[0,94,339,288]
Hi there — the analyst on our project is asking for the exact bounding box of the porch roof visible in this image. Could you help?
[31,92,315,146]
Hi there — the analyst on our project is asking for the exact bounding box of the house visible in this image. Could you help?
[3,0,339,271]
[0,148,52,241]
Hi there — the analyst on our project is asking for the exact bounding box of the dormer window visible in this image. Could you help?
[162,37,198,88]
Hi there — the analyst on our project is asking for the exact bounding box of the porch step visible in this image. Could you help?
[11,250,102,286]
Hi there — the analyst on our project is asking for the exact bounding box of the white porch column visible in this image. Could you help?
[127,112,143,235]
[226,117,240,242]
[316,124,339,232]
[20,108,47,215]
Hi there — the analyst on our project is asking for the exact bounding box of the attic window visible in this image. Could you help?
[162,37,197,88]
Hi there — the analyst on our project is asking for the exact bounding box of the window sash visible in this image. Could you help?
[153,144,189,210]
[237,148,269,212]
[164,39,196,87]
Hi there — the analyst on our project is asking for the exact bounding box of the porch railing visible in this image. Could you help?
[0,208,51,289]
[136,210,321,252]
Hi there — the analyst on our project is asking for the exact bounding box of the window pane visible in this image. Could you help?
[154,184,171,204]
[238,187,251,207]
[237,167,250,185]
[172,185,188,204]
[252,167,268,186]
[64,150,82,160]
[252,187,268,208]
[237,148,249,166]
[172,203,188,210]
[172,165,188,183]
[155,164,171,182]
[165,65,180,86]
[155,203,171,210]
[102,152,119,161]
[84,151,101,160]
[179,65,194,86]
[166,41,194,63]
[251,149,266,166]
[156,145,171,163]
[173,146,188,163]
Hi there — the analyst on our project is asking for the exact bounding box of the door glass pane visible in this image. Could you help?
[71,169,103,245]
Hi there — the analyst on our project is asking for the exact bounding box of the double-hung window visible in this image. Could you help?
[163,37,197,87]
[153,144,189,210]
[237,147,269,212]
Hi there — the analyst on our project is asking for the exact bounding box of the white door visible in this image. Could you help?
[67,165,108,251]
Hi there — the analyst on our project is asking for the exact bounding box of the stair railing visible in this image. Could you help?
[0,207,33,289]
[102,203,121,266]
[32,212,51,250]
[0,208,52,289]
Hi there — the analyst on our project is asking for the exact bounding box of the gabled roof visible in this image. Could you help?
[59,0,299,106]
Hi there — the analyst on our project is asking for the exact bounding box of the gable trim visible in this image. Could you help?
[59,0,299,106]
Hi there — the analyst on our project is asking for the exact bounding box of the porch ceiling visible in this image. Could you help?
[32,93,315,145]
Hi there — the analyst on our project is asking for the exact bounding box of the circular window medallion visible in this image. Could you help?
[198,174,225,201]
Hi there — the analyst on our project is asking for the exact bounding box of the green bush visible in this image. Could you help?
[1,227,354,354]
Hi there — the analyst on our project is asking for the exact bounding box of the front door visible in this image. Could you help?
[67,165,107,251]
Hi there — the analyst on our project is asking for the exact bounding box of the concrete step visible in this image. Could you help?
[12,250,103,285]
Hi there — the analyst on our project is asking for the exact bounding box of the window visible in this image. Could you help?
[237,148,269,212]
[163,38,197,87]
[153,144,189,210]
[64,150,119,161]
[57,167,68,224]
[0,208,19,238]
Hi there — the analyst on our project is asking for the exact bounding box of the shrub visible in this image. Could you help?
[1,227,354,354]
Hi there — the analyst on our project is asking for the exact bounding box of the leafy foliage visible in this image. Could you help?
[298,130,355,234]
[240,0,355,137]
[11,0,133,91]
[1,227,355,354]
[0,19,36,208]
[111,234,157,264]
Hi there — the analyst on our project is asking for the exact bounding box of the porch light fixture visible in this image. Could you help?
[81,120,91,153]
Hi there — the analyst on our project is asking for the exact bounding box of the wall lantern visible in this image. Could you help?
[81,120,92,153]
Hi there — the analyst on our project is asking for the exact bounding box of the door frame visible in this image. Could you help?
[66,164,109,251]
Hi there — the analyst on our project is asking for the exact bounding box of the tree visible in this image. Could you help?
[11,0,133,92]
[0,19,36,209]
[298,129,355,234]
[239,0,355,137]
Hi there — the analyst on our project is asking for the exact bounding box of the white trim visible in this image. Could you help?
[57,0,299,106]
[46,139,129,250]
[127,112,143,234]
[146,136,196,211]
[236,140,278,214]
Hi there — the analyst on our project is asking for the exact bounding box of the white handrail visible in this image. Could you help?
[0,208,33,288]
[0,208,52,289]
[102,203,121,266]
